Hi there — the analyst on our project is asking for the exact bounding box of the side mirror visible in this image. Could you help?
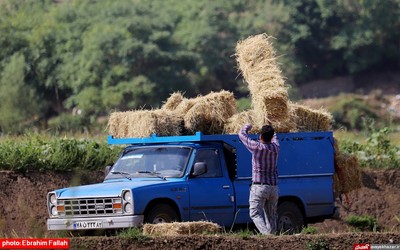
[192,162,207,177]
[105,165,113,178]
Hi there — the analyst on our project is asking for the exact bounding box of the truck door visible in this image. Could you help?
[188,148,235,227]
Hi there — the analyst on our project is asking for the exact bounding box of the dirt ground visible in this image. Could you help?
[0,168,399,249]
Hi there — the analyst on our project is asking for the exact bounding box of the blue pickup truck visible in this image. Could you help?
[47,131,336,233]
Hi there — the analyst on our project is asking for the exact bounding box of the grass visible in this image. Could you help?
[118,227,151,242]
[306,239,330,250]
[0,133,122,172]
[301,226,318,235]
[334,126,400,169]
[345,215,378,232]
[334,129,400,146]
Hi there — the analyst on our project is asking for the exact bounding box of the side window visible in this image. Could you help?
[194,149,222,178]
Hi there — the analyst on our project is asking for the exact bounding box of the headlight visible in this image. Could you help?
[123,190,132,202]
[49,193,57,205]
[51,206,58,216]
[124,203,133,213]
[121,189,134,214]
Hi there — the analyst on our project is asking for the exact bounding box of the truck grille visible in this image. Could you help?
[58,198,123,217]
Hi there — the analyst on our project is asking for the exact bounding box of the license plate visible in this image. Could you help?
[73,221,103,229]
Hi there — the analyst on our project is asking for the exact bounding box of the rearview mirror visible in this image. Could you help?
[192,162,207,177]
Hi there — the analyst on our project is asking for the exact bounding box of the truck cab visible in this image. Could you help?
[47,132,335,233]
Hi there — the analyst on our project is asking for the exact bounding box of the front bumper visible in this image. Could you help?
[47,215,144,231]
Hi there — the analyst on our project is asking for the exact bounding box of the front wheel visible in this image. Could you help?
[277,201,305,234]
[145,204,179,224]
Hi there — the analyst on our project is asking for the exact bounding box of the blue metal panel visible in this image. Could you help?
[278,131,335,176]
[108,131,335,178]
[279,175,335,217]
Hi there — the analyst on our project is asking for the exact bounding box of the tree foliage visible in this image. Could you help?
[0,0,398,133]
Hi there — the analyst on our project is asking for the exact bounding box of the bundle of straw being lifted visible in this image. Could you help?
[235,34,285,91]
[235,33,290,127]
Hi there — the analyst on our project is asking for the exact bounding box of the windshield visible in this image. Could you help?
[107,146,190,179]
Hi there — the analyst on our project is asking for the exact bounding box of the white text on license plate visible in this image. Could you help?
[73,221,103,229]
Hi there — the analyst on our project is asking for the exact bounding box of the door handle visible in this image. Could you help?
[222,185,230,189]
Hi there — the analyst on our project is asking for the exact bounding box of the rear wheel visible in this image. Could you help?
[145,204,179,224]
[277,201,305,234]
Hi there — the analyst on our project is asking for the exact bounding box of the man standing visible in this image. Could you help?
[239,123,280,235]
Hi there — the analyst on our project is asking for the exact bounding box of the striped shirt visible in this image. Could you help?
[239,124,279,186]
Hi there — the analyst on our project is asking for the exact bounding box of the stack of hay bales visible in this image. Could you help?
[108,109,183,138]
[143,221,222,236]
[161,90,237,135]
[108,90,237,138]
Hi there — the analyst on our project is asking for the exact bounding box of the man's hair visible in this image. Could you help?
[260,125,275,142]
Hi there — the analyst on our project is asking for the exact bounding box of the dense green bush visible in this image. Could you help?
[331,95,378,130]
[0,0,399,134]
[340,124,400,169]
[306,239,330,250]
[0,135,122,171]
[345,215,377,232]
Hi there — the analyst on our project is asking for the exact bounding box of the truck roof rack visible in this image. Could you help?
[107,131,334,146]
[107,132,252,145]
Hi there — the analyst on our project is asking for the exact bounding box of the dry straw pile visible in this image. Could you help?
[109,90,237,137]
[108,109,183,138]
[182,91,237,134]
[289,102,333,132]
[162,90,237,135]
[143,221,222,236]
[224,110,258,134]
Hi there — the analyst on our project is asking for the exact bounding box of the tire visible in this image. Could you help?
[277,201,305,234]
[145,204,179,224]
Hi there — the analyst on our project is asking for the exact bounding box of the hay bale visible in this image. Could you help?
[251,87,290,126]
[161,92,185,111]
[143,221,222,236]
[183,91,237,134]
[272,118,297,133]
[334,150,362,196]
[289,102,333,132]
[108,111,125,138]
[224,109,295,134]
[174,97,199,115]
[108,109,183,138]
[224,110,257,134]
[235,33,285,92]
[235,33,290,127]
